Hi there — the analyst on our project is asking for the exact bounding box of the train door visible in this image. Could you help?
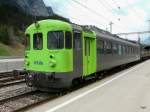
[84,36,96,77]
[73,31,83,77]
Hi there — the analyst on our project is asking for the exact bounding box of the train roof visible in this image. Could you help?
[26,19,139,47]
[70,23,139,46]
[83,25,139,46]
[26,19,72,33]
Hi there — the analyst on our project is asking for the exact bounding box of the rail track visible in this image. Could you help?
[0,72,56,112]
[0,72,25,88]
[0,91,57,112]
[0,83,36,102]
[0,72,14,78]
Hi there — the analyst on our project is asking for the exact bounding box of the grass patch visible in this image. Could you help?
[0,46,10,55]
[0,43,24,56]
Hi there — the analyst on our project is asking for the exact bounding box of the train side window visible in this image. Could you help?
[135,48,137,54]
[47,31,64,49]
[128,46,130,54]
[133,48,135,54]
[131,47,133,54]
[97,40,104,54]
[106,41,112,54]
[129,46,131,54]
[126,46,128,54]
[25,34,30,50]
[85,40,87,56]
[118,44,122,55]
[103,41,107,54]
[85,39,90,56]
[73,32,82,50]
[112,43,117,54]
[122,45,125,54]
[65,31,72,49]
[124,46,126,54]
[88,40,90,56]
[125,46,128,54]
[33,33,43,50]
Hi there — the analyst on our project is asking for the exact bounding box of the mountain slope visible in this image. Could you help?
[0,1,69,56]
[0,0,52,17]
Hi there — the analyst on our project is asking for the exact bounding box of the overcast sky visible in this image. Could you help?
[43,0,150,40]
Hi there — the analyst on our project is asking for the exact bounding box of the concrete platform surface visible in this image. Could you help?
[0,58,24,73]
[25,60,150,112]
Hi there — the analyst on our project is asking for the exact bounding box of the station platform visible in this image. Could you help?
[25,60,150,112]
[0,58,24,73]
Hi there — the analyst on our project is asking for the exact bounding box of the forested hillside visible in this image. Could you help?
[0,2,69,56]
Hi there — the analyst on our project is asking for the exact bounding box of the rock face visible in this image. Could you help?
[0,0,53,17]
[46,7,54,16]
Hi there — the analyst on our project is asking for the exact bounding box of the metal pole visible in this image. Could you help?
[109,22,113,33]
[148,20,150,31]
[148,20,150,45]
[138,33,141,44]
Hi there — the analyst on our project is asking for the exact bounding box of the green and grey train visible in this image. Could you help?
[24,19,141,91]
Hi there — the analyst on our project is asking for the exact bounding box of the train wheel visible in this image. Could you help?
[72,78,80,87]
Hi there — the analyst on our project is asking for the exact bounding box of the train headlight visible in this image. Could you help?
[25,61,30,66]
[49,60,56,67]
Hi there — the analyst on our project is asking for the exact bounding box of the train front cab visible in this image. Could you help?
[25,21,97,91]
[25,20,74,90]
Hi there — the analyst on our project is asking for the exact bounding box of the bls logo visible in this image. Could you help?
[34,61,43,65]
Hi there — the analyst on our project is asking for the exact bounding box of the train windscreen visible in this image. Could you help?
[25,34,30,50]
[33,33,43,50]
[47,31,64,49]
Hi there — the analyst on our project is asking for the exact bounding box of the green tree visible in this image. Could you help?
[0,25,10,45]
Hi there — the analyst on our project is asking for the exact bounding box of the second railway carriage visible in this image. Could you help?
[24,19,141,91]
[141,45,150,59]
[91,26,140,71]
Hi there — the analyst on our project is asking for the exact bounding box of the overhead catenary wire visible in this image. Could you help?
[111,0,126,15]
[72,0,111,22]
[97,0,119,18]
[51,1,109,29]
[111,0,143,22]
[48,0,129,32]
[100,0,138,31]
[125,0,144,22]
[96,0,129,30]
[72,0,128,32]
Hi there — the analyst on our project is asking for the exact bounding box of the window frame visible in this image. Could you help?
[112,43,118,54]
[33,33,43,50]
[73,32,82,50]
[84,38,90,56]
[65,31,72,49]
[97,40,104,54]
[47,31,64,50]
[25,34,30,50]
[104,41,112,54]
